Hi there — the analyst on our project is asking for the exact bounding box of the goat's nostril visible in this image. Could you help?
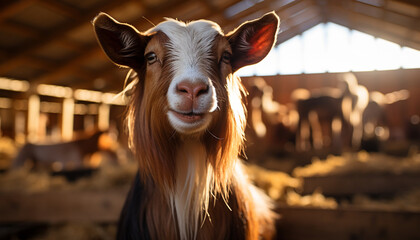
[195,85,209,97]
[177,82,192,95]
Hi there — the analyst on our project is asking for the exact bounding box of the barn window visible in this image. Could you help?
[237,22,420,76]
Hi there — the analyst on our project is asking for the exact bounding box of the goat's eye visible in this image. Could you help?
[221,52,231,64]
[145,52,158,64]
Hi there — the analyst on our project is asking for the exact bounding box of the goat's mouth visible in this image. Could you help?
[170,110,205,123]
[167,109,212,135]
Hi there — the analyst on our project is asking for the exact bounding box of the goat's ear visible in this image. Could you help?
[93,13,149,69]
[227,12,279,72]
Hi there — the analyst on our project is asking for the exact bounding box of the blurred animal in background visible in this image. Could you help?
[407,114,420,146]
[341,73,369,150]
[0,136,17,170]
[93,11,279,240]
[292,73,370,153]
[12,130,118,171]
[246,77,297,159]
[361,89,410,151]
[292,84,351,153]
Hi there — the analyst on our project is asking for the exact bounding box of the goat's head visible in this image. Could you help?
[93,13,279,189]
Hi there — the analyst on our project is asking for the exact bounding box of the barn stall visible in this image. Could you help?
[0,0,420,239]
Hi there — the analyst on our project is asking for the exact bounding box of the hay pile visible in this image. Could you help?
[285,189,338,209]
[246,164,301,200]
[293,151,420,177]
[247,164,338,208]
[248,158,420,210]
[0,160,137,194]
[344,189,420,212]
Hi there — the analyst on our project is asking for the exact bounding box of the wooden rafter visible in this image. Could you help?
[0,21,41,40]
[0,0,35,22]
[326,3,420,50]
[39,0,83,19]
[32,0,204,85]
[0,0,132,74]
[1,0,419,91]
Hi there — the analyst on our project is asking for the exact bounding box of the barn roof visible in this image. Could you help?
[0,0,419,92]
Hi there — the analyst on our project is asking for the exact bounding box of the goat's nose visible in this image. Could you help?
[177,81,209,99]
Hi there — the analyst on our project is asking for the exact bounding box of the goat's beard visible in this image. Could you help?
[125,73,247,239]
[170,141,215,239]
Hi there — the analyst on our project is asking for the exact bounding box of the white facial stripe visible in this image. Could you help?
[147,19,222,134]
[148,20,222,76]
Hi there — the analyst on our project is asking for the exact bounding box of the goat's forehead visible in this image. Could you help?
[146,19,223,51]
[148,19,223,38]
[146,19,225,75]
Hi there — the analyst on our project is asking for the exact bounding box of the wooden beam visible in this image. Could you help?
[30,0,224,86]
[301,174,420,196]
[0,0,35,22]
[393,0,420,7]
[277,15,322,44]
[21,56,59,71]
[280,4,321,28]
[0,0,133,75]
[98,103,110,130]
[276,0,313,20]
[220,0,280,31]
[33,46,101,85]
[0,21,41,40]
[263,2,323,44]
[199,0,220,13]
[0,188,128,223]
[386,0,420,18]
[324,0,420,49]
[27,94,40,142]
[39,0,82,19]
[62,98,75,140]
[72,65,126,90]
[277,205,420,240]
[315,0,329,22]
[326,4,420,50]
[350,1,420,31]
[1,188,420,240]
[56,38,84,54]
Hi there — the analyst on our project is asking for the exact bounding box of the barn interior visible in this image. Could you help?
[0,0,419,239]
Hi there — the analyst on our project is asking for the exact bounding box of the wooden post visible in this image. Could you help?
[27,95,40,142]
[62,98,74,141]
[84,115,95,132]
[38,113,48,142]
[98,103,110,131]
[14,111,25,145]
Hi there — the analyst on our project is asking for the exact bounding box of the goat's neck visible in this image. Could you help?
[170,139,215,240]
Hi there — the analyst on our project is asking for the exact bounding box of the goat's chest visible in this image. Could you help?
[138,141,247,239]
[141,186,246,240]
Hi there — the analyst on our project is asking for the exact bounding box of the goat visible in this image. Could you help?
[246,77,296,159]
[93,12,279,240]
[361,89,410,151]
[292,73,369,153]
[12,130,116,171]
[292,86,350,152]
